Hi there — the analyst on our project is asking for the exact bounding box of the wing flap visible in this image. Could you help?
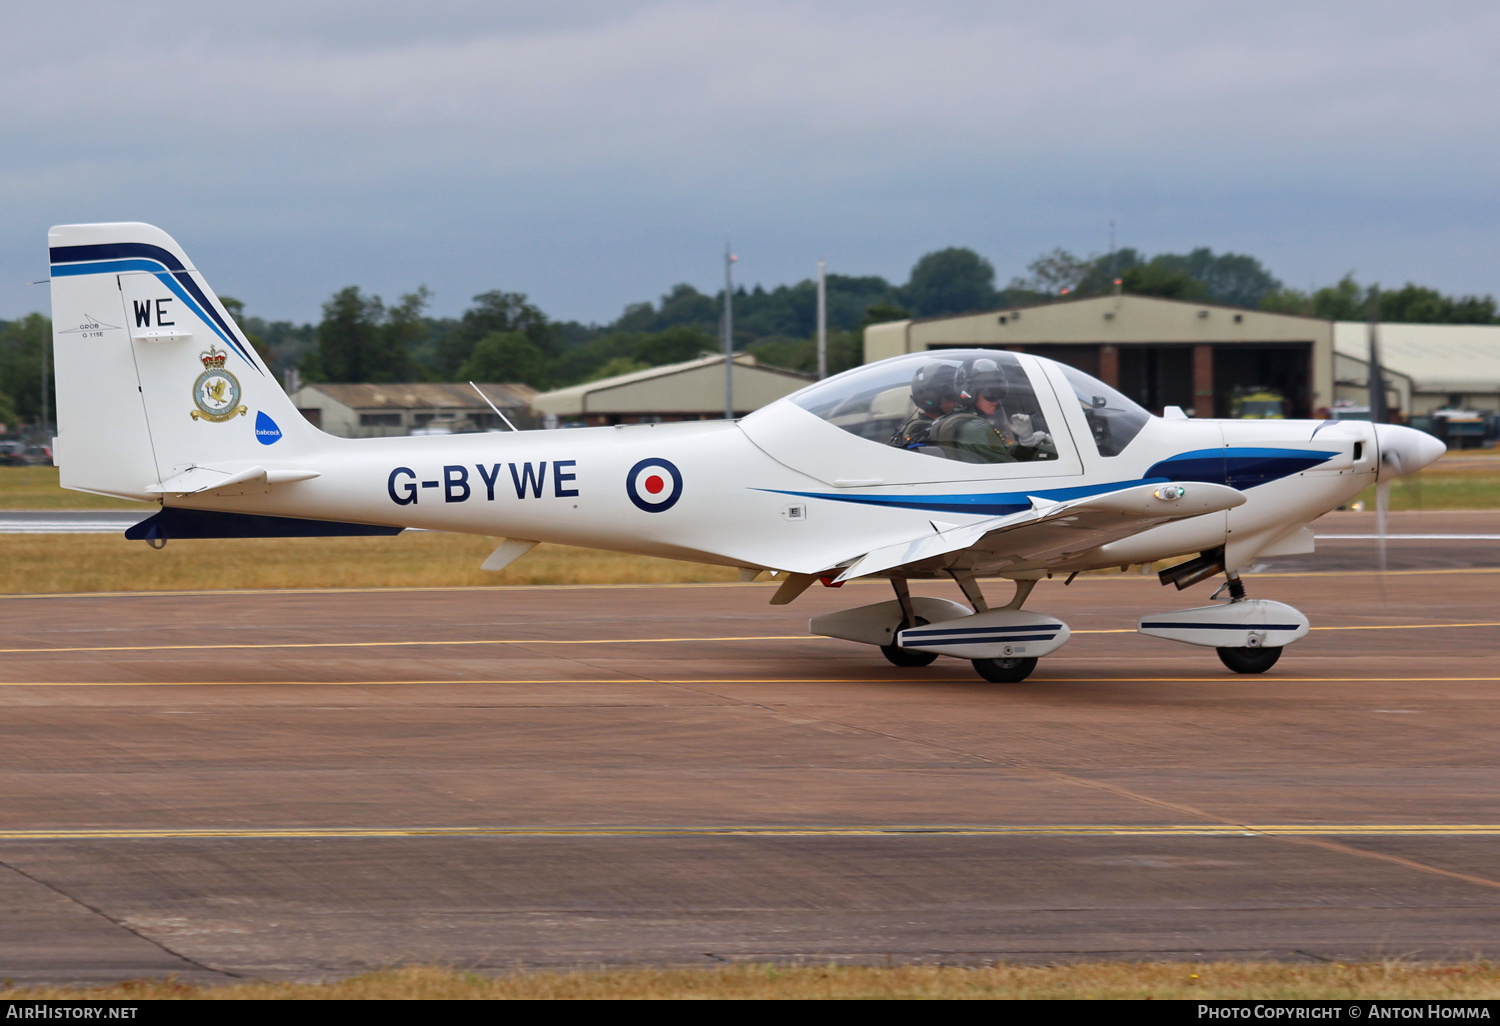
[834,482,1245,582]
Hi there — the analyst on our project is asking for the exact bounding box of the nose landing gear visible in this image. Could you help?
[972,656,1039,683]
[1139,567,1308,674]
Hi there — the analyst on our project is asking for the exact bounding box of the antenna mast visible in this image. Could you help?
[723,242,736,420]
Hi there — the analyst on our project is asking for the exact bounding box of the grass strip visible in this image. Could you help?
[5,963,1500,1000]
[0,533,739,593]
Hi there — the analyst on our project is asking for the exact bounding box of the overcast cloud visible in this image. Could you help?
[2,1,1497,323]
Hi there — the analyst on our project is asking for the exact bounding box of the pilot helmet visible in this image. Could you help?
[958,358,1011,405]
[911,363,961,415]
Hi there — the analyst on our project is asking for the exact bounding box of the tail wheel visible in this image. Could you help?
[881,617,938,667]
[1216,645,1282,674]
[972,656,1038,683]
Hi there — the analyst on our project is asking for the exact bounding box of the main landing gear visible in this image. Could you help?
[879,574,1063,683]
[878,579,937,667]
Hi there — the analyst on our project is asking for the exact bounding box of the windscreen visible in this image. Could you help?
[1055,363,1150,457]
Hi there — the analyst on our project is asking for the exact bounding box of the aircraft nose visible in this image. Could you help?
[1374,423,1446,478]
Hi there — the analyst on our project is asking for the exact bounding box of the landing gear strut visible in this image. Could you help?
[1214,570,1281,674]
[881,579,938,667]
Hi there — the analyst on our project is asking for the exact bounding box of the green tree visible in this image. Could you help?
[860,301,911,328]
[436,291,554,378]
[1010,247,1277,307]
[1120,262,1208,300]
[381,287,432,379]
[217,296,273,367]
[456,331,548,386]
[1379,283,1497,324]
[903,248,998,316]
[550,332,639,387]
[303,286,413,382]
[0,314,54,424]
[586,356,650,381]
[1151,249,1281,308]
[633,325,715,366]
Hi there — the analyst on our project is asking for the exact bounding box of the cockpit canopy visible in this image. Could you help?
[787,349,1150,462]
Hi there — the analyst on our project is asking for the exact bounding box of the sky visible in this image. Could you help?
[3,1,1498,325]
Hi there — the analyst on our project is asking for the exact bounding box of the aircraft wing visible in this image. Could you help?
[832,481,1245,582]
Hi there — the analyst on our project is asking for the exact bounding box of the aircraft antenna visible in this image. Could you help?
[723,242,737,420]
[817,259,827,380]
[470,382,518,432]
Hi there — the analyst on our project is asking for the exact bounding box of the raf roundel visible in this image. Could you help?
[626,458,682,513]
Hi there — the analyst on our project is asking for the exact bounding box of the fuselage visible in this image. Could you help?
[163,351,1385,579]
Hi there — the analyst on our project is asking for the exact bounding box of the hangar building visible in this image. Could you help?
[864,295,1334,419]
[290,382,537,438]
[1333,322,1500,417]
[530,353,812,427]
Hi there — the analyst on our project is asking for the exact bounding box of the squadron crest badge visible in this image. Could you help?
[190,346,248,422]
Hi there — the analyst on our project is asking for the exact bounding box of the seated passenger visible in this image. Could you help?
[889,363,960,449]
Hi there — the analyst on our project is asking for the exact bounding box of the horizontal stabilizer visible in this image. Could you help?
[146,465,321,495]
[125,508,402,541]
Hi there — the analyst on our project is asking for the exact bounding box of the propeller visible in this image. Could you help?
[1368,289,1391,571]
[1367,291,1445,569]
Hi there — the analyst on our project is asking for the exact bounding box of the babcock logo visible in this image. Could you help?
[625,458,682,512]
[254,411,282,445]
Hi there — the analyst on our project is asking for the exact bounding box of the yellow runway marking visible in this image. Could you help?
[0,620,1496,656]
[1,824,1498,841]
[0,635,818,655]
[0,563,1499,603]
[2,676,1500,687]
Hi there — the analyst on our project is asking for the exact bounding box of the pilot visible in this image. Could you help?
[928,360,1016,463]
[950,358,1057,463]
[889,363,961,450]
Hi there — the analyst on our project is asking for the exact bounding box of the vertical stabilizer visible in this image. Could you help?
[49,223,321,499]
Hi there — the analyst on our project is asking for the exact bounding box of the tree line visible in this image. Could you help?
[1,244,1497,430]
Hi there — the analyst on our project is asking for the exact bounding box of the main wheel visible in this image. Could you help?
[971,656,1038,683]
[1216,645,1282,674]
[881,617,938,667]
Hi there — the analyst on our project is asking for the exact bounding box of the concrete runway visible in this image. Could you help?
[2,508,1499,982]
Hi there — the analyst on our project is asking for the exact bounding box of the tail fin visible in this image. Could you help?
[49,223,322,499]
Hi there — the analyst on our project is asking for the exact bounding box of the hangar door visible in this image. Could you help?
[1210,342,1313,419]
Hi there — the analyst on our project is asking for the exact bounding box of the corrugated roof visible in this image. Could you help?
[531,353,804,404]
[300,382,538,410]
[1334,323,1500,393]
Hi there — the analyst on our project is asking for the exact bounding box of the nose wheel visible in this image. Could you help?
[972,656,1038,683]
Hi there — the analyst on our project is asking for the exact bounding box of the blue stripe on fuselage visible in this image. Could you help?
[755,447,1336,516]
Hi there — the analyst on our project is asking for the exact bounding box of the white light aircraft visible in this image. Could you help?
[46,223,1445,682]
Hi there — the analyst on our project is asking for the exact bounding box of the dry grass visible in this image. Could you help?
[1350,456,1500,511]
[0,532,739,594]
[5,963,1500,1000]
[1,457,1497,596]
[0,466,148,509]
